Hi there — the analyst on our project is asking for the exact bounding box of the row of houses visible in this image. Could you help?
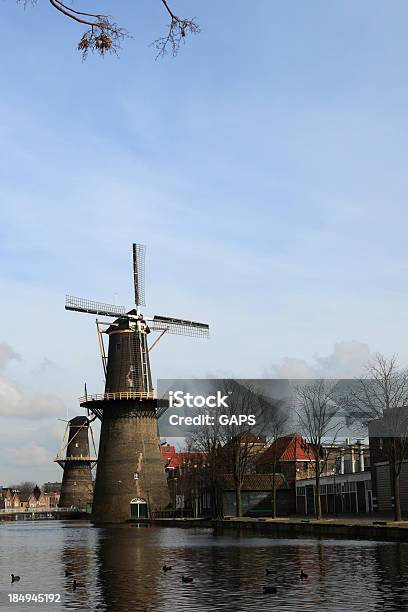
[0,487,60,511]
[160,434,373,518]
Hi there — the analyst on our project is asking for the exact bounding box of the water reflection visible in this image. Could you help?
[373,543,408,611]
[95,525,163,611]
[1,522,408,611]
[60,525,99,610]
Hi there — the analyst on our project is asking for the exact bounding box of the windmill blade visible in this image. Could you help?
[149,315,209,338]
[133,243,146,308]
[65,295,127,319]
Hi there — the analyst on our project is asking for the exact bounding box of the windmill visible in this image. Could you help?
[66,243,209,523]
[55,416,97,510]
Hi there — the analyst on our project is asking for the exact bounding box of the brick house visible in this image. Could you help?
[28,488,47,509]
[257,434,316,480]
[44,491,60,509]
[161,443,179,469]
[256,434,316,513]
[161,444,210,516]
[18,493,30,508]
[2,489,21,509]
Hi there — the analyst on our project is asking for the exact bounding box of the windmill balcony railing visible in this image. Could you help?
[79,391,154,404]
[54,455,97,462]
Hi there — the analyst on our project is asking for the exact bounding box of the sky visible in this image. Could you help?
[1,0,408,483]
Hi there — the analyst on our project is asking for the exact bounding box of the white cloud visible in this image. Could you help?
[314,341,372,378]
[270,340,373,379]
[32,357,57,375]
[0,377,21,412]
[0,376,65,419]
[270,357,318,379]
[4,443,51,467]
[0,342,20,370]
[0,341,65,419]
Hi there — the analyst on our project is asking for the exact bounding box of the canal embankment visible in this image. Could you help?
[128,516,408,541]
[0,509,89,521]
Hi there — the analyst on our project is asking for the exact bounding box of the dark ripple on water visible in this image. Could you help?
[1,521,408,611]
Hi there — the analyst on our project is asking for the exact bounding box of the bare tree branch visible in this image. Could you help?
[151,6,200,59]
[343,353,408,521]
[187,380,272,517]
[16,0,200,59]
[295,380,345,519]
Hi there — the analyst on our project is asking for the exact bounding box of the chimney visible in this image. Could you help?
[340,448,345,475]
[358,440,365,472]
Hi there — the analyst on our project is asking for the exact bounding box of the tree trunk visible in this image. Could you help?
[211,482,221,518]
[235,484,242,518]
[272,465,277,519]
[393,467,402,522]
[315,458,322,520]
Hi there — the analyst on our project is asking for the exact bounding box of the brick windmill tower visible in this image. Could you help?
[65,243,209,523]
[55,416,97,509]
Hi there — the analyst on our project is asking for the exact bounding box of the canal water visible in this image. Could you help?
[0,521,407,611]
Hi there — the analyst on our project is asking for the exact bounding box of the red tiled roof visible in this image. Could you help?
[257,434,315,465]
[161,444,177,461]
[162,449,207,469]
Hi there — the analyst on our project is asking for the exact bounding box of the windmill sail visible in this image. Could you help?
[65,295,126,319]
[149,315,209,338]
[133,243,146,308]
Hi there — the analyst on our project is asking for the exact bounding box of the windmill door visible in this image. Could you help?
[130,498,148,519]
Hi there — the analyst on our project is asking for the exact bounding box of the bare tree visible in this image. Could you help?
[346,354,408,521]
[264,404,289,519]
[169,441,210,518]
[218,382,272,517]
[187,381,271,518]
[9,481,37,495]
[187,415,224,518]
[17,0,200,59]
[295,380,344,520]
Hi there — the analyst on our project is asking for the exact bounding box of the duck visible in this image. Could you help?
[65,570,73,577]
[263,586,277,594]
[162,565,172,572]
[266,568,277,575]
[10,574,20,583]
[300,569,308,579]
[182,576,193,583]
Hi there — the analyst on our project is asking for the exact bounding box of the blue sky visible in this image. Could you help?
[1,0,408,482]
